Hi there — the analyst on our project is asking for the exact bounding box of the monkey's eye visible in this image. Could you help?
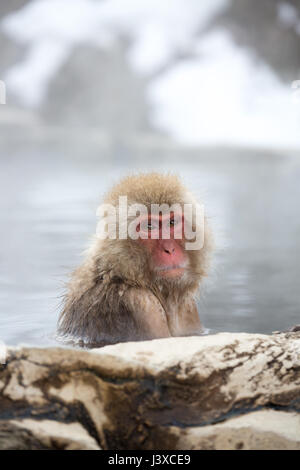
[139,220,159,233]
[147,221,160,231]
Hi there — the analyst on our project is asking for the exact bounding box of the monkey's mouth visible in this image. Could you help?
[155,264,187,279]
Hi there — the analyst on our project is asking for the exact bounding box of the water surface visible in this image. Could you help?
[1,144,299,346]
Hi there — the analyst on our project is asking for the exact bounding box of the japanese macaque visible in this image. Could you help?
[58,173,214,347]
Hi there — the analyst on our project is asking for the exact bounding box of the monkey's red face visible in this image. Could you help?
[138,213,188,280]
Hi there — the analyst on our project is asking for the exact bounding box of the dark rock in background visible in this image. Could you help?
[42,40,152,134]
[210,0,300,82]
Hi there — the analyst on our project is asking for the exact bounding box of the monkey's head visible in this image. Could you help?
[94,173,213,293]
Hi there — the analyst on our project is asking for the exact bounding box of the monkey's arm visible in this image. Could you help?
[166,297,203,337]
[124,288,171,340]
[58,272,171,346]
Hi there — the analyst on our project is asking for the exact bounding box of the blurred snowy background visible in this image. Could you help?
[0,0,300,345]
[1,0,300,147]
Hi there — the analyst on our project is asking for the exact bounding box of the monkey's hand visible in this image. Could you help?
[124,288,171,340]
[166,297,203,337]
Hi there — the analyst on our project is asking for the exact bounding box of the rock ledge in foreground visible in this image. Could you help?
[0,332,299,450]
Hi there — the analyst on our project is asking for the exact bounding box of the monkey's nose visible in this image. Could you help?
[161,240,176,255]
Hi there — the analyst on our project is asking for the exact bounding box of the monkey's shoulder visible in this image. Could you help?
[122,285,164,310]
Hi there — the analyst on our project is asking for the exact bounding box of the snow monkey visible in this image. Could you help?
[58,173,214,347]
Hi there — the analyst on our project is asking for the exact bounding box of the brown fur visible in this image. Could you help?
[57,173,214,347]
